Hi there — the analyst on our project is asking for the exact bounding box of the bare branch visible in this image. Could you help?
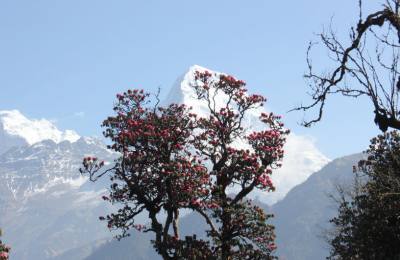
[293,2,400,131]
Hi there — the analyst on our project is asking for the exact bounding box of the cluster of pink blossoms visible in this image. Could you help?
[0,232,9,260]
[0,251,8,260]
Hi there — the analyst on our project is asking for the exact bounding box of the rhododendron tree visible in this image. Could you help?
[0,229,10,260]
[81,71,289,260]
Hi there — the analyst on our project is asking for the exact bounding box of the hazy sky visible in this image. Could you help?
[0,1,384,159]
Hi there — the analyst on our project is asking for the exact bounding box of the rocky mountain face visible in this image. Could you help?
[0,111,119,260]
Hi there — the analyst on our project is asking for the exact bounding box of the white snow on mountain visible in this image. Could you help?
[0,129,117,259]
[0,110,80,147]
[165,65,330,205]
[266,133,329,204]
[164,65,262,119]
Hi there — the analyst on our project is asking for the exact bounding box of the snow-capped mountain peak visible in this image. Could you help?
[164,65,243,118]
[164,65,330,205]
[0,110,80,147]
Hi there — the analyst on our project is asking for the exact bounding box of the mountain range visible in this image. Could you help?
[0,66,358,259]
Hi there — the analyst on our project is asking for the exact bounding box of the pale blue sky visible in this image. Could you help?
[0,0,383,158]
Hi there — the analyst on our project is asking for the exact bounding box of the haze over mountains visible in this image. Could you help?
[0,66,357,259]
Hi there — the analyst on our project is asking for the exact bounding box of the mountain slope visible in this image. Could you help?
[272,153,363,260]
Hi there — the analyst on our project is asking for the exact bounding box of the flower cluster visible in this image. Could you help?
[133,224,146,232]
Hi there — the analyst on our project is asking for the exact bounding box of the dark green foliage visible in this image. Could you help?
[328,131,400,259]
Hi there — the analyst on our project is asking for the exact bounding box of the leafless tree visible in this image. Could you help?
[294,0,400,131]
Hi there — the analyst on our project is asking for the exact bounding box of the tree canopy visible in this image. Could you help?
[81,70,289,259]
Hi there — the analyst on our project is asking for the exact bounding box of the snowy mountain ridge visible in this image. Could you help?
[0,110,79,148]
[0,135,114,200]
[0,132,117,259]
